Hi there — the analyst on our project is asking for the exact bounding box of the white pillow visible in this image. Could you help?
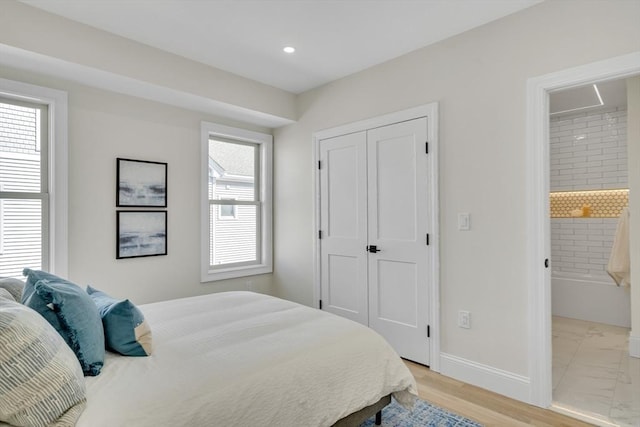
[0,298,87,427]
[0,277,24,302]
[0,288,15,301]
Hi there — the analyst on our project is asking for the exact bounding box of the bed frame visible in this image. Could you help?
[332,394,390,427]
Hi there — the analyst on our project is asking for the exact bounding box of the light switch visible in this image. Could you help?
[458,213,470,231]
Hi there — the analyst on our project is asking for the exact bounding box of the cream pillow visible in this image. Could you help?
[0,298,87,427]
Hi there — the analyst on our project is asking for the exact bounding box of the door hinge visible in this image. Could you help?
[319,300,323,310]
[318,230,323,239]
[425,142,429,154]
[318,160,321,170]
[426,233,430,246]
[427,325,430,338]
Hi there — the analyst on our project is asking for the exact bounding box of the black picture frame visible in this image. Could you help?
[116,211,167,259]
[116,158,167,207]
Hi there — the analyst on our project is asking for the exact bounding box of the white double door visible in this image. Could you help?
[319,117,431,365]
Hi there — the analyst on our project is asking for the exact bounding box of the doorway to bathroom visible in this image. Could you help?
[548,78,637,426]
[526,52,640,427]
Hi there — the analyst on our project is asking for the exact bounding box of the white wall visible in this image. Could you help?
[628,76,640,357]
[0,65,274,304]
[273,0,640,384]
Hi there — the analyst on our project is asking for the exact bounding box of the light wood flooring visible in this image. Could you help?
[404,360,594,426]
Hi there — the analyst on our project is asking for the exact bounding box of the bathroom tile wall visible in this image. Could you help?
[550,106,627,192]
[551,218,617,279]
[550,106,627,280]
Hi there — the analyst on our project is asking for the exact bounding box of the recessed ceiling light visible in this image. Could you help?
[283,46,296,54]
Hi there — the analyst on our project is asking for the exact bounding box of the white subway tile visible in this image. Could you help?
[589,153,618,161]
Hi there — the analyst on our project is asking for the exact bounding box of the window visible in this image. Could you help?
[201,122,272,281]
[0,78,68,279]
[218,199,237,219]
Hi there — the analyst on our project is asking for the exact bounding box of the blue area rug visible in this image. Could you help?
[360,398,483,427]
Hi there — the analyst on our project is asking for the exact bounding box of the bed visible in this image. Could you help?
[69,291,417,426]
[77,292,416,427]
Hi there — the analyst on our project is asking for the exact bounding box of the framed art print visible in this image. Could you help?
[117,158,167,207]
[117,211,167,259]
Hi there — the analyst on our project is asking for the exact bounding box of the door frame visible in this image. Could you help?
[312,102,440,372]
[526,51,640,408]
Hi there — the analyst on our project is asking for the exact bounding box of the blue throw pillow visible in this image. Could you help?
[87,286,152,357]
[21,269,105,376]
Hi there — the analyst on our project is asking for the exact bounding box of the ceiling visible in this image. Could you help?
[550,79,628,116]
[20,0,542,94]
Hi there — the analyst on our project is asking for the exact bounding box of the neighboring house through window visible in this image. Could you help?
[218,198,237,219]
[201,122,272,281]
[0,79,68,279]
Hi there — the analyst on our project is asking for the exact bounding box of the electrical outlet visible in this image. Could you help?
[458,310,471,329]
[245,280,254,291]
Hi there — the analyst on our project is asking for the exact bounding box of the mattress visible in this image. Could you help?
[76,291,417,426]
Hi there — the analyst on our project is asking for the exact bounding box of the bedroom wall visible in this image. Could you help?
[0,65,275,304]
[272,0,640,384]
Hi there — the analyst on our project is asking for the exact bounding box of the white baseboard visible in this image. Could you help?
[440,353,531,404]
[630,333,640,358]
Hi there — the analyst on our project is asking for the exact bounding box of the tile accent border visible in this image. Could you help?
[550,189,628,218]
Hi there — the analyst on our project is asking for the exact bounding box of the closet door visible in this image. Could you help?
[367,117,430,365]
[319,131,369,325]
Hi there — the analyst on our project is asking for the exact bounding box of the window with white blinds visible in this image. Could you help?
[0,78,67,279]
[0,97,48,278]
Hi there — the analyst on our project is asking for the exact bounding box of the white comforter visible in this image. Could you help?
[77,291,417,426]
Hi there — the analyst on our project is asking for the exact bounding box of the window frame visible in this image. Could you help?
[200,122,272,282]
[0,78,68,277]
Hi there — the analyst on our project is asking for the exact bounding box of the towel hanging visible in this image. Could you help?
[607,207,630,287]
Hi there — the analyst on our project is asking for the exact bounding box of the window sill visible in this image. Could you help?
[201,264,272,283]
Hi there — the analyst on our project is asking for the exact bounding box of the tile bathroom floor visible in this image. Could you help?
[553,316,640,426]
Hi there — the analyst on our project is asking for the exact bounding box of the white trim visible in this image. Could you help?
[200,122,273,282]
[526,52,640,408]
[630,333,640,358]
[312,103,440,372]
[0,77,68,277]
[313,104,439,141]
[440,353,531,403]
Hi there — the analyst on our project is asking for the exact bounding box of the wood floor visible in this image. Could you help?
[404,360,594,426]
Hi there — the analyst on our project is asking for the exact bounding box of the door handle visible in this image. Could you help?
[366,245,381,253]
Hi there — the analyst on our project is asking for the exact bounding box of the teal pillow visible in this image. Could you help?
[21,269,105,376]
[87,286,153,357]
